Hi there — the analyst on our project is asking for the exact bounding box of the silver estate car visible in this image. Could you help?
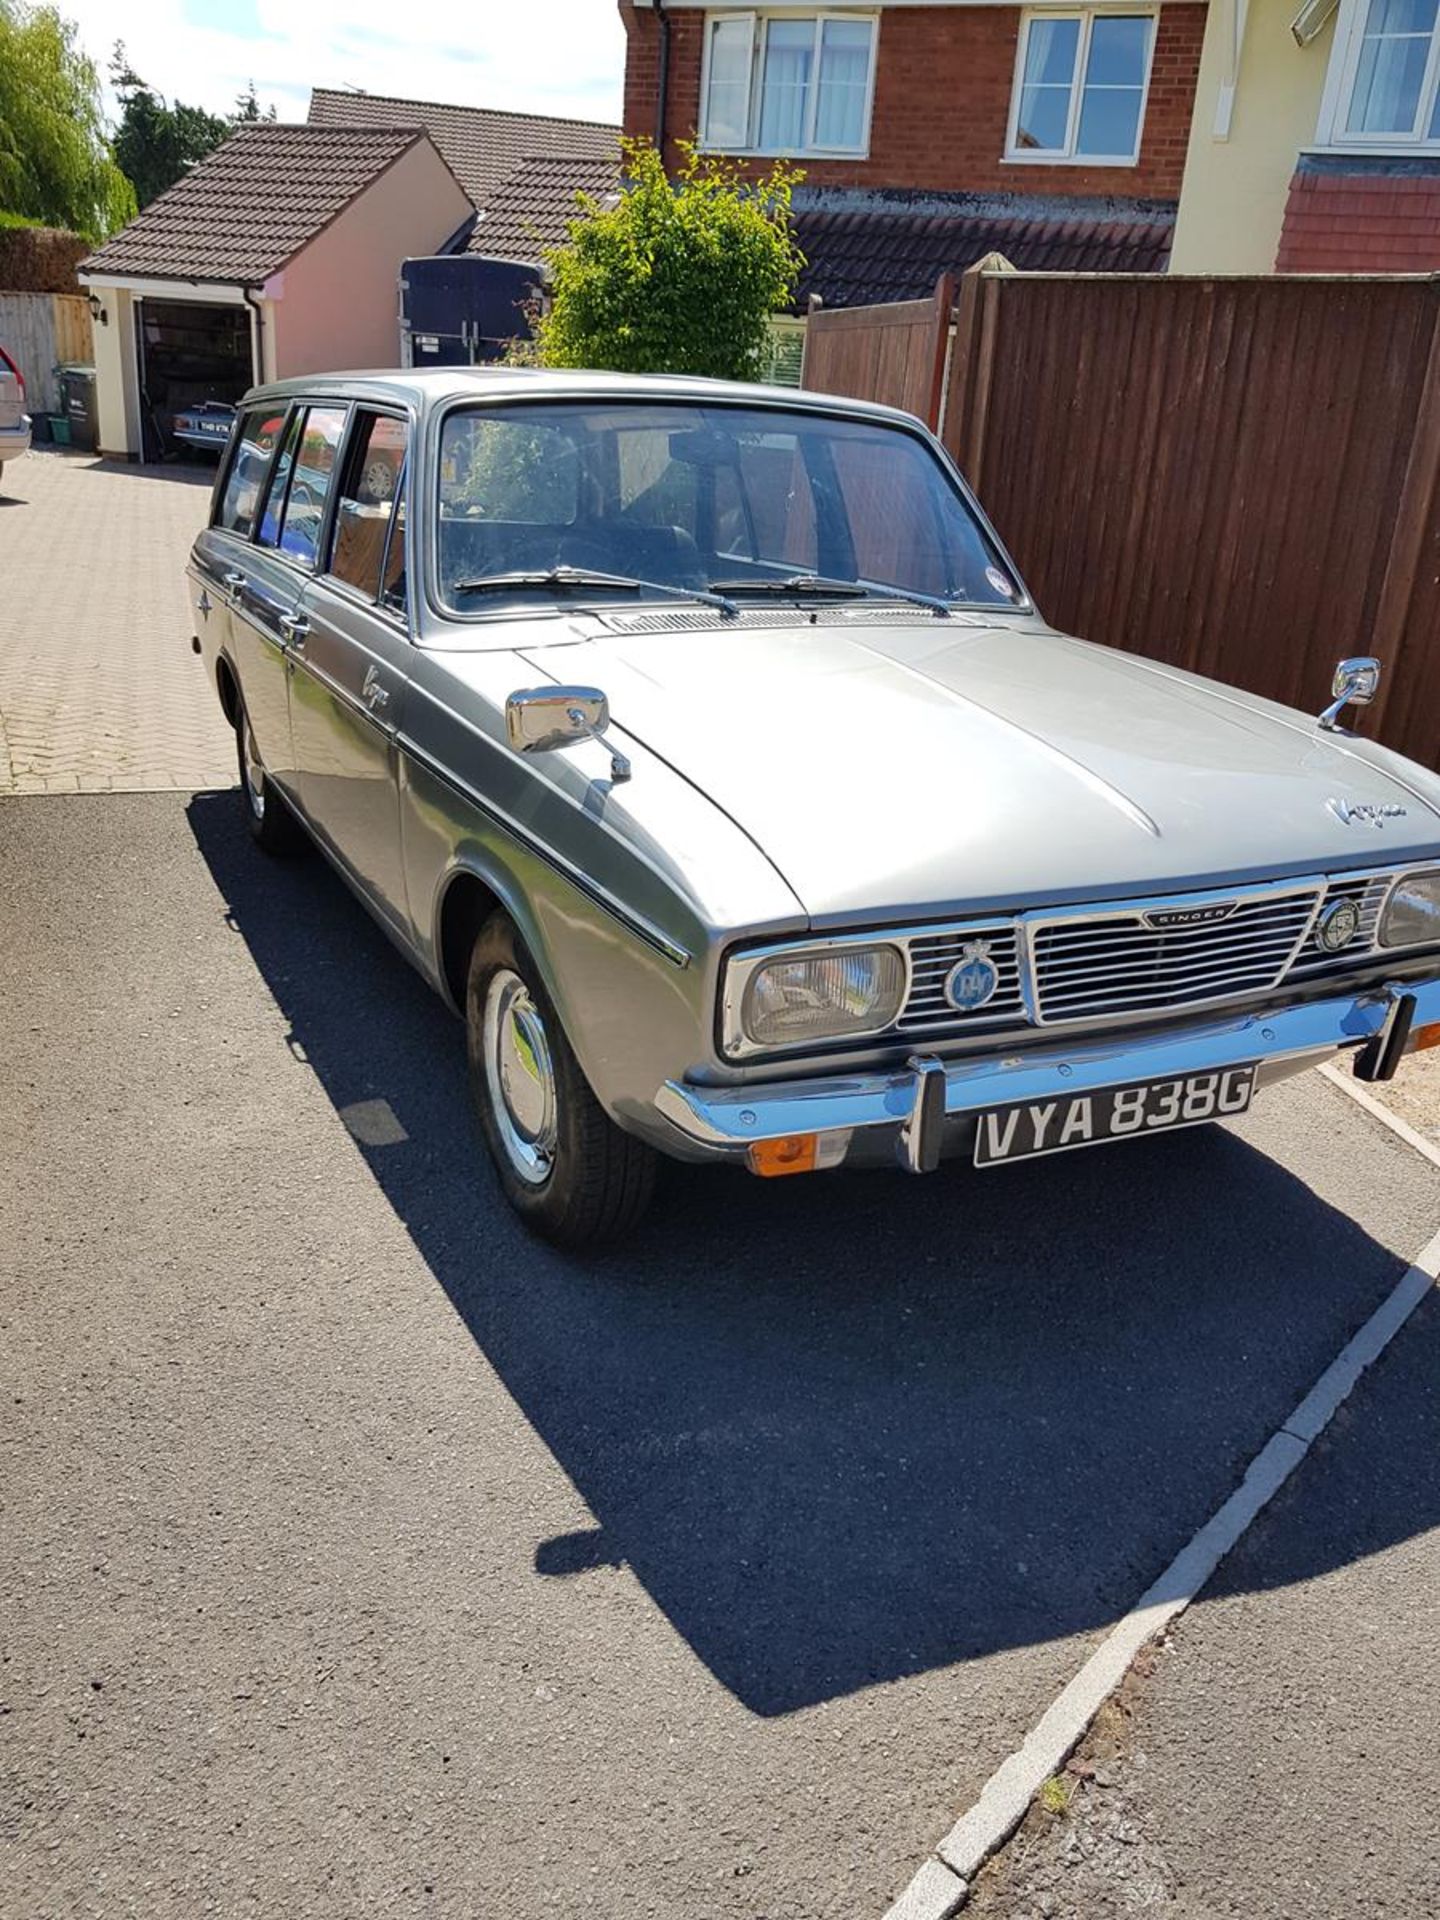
[188,369,1440,1246]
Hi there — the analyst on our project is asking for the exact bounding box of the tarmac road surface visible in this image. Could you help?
[3,792,1437,1919]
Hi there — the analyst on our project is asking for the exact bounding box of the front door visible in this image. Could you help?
[288,407,412,933]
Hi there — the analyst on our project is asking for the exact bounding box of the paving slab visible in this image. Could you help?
[0,448,233,793]
[2,794,1438,1919]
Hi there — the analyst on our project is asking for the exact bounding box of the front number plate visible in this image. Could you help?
[973,1065,1256,1168]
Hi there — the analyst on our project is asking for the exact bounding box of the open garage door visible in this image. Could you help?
[135,298,255,462]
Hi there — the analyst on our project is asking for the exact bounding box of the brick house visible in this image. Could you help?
[1170,0,1440,271]
[620,0,1207,306]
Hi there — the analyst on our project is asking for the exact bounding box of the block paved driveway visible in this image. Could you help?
[0,448,234,793]
[2,450,1438,1919]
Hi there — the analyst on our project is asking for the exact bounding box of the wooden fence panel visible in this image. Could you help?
[0,292,94,414]
[945,271,1440,770]
[800,275,954,427]
[52,293,93,367]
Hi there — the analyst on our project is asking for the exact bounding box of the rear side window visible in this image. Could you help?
[215,407,286,537]
[256,404,347,568]
[328,410,409,606]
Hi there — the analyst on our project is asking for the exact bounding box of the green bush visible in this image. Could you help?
[535,138,804,382]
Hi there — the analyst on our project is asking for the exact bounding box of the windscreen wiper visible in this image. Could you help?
[452,566,738,618]
[709,573,951,616]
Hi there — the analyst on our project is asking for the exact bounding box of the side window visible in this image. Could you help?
[215,407,286,537]
[267,405,347,568]
[257,408,303,549]
[382,480,407,614]
[329,411,409,605]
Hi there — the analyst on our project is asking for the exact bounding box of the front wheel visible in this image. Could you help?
[466,913,656,1248]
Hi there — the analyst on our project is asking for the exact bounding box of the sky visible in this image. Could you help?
[71,0,627,128]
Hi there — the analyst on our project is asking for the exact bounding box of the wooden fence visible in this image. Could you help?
[0,293,93,415]
[801,274,955,429]
[803,267,1440,773]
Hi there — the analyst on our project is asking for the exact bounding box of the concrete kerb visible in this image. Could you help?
[884,1212,1440,1920]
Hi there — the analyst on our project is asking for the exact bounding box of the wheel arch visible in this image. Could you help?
[434,857,566,1026]
[214,651,241,729]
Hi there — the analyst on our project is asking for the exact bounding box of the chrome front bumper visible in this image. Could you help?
[654,976,1440,1169]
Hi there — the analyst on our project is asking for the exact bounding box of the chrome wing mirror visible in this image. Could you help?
[1318,656,1381,732]
[505,686,631,783]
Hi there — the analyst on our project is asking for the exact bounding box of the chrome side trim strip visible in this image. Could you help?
[396,730,692,969]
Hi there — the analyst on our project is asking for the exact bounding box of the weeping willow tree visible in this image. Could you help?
[0,2,135,239]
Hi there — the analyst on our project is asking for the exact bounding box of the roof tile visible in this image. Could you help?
[793,203,1173,309]
[467,153,623,260]
[308,87,618,208]
[81,123,431,285]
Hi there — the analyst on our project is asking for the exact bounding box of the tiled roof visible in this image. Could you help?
[80,123,431,284]
[467,153,623,260]
[308,87,618,209]
[793,204,1174,310]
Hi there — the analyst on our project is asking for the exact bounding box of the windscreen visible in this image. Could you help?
[435,401,1023,613]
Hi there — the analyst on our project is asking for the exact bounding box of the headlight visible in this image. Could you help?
[736,945,906,1051]
[1378,869,1440,948]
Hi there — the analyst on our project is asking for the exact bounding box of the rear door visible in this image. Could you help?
[237,400,352,798]
[191,402,291,771]
[289,407,412,930]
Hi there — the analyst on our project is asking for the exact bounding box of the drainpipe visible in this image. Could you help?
[242,286,266,387]
[654,0,671,161]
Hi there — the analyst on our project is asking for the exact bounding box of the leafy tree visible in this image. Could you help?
[0,1,134,238]
[535,138,804,381]
[109,42,229,210]
[233,81,275,124]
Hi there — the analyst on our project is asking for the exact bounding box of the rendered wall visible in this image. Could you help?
[1169,0,1332,272]
[265,142,472,379]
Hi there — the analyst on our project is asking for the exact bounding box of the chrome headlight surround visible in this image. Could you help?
[721,935,910,1060]
[1378,867,1440,949]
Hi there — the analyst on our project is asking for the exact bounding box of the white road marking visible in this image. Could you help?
[883,1215,1440,1920]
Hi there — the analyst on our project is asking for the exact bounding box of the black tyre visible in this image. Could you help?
[466,912,656,1248]
[235,697,305,854]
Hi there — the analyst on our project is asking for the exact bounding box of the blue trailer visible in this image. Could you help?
[399,254,545,368]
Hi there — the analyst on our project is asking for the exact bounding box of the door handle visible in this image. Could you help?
[223,570,247,591]
[279,613,311,643]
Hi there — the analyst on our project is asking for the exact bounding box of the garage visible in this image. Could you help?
[134,298,255,460]
[77,121,473,462]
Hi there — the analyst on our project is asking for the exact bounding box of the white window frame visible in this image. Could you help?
[1314,0,1440,150]
[699,10,880,158]
[1004,6,1158,167]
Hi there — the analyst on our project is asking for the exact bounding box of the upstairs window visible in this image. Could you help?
[701,12,878,156]
[1007,10,1156,164]
[1320,0,1440,144]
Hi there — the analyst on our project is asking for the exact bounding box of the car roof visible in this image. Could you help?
[237,364,924,431]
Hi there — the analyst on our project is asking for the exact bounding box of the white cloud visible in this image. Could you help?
[75,0,625,127]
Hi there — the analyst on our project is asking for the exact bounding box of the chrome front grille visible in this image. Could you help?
[1028,888,1321,1024]
[1289,872,1391,972]
[898,926,1027,1034]
[877,870,1398,1047]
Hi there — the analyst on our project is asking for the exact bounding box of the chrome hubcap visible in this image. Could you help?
[241,719,265,820]
[483,968,557,1186]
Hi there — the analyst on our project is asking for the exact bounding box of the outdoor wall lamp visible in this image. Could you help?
[87,294,108,327]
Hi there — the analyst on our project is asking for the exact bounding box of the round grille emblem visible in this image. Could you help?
[1316,898,1362,952]
[944,941,1000,1012]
